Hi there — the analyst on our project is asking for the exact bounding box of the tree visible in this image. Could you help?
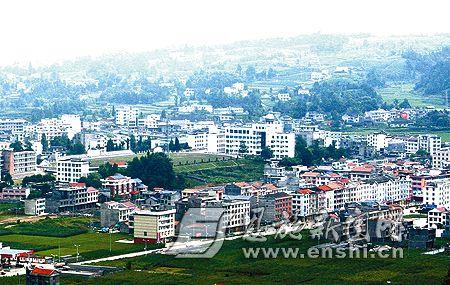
[22,174,55,187]
[106,139,115,152]
[68,141,86,155]
[98,163,120,178]
[10,141,24,152]
[398,99,412,109]
[1,171,14,186]
[130,134,137,152]
[260,147,274,160]
[79,173,102,189]
[238,141,248,155]
[41,134,48,152]
[174,137,180,152]
[245,66,256,82]
[126,152,176,189]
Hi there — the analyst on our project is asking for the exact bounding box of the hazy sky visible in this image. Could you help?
[0,0,448,65]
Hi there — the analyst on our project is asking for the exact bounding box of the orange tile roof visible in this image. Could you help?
[317,185,333,192]
[234,182,250,188]
[68,182,86,188]
[327,182,344,190]
[302,172,320,177]
[31,268,56,276]
[298,189,314,194]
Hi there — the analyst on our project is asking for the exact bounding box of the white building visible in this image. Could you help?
[115,106,139,128]
[205,199,250,233]
[367,132,388,151]
[56,157,90,183]
[223,122,295,159]
[364,109,392,122]
[277,93,291,102]
[0,119,27,133]
[24,198,46,216]
[405,134,441,155]
[433,146,450,169]
[427,207,448,229]
[184,88,195,98]
[133,209,176,244]
[423,178,450,208]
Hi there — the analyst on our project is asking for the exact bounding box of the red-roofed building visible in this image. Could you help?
[26,267,60,285]
[101,173,147,197]
[301,172,320,184]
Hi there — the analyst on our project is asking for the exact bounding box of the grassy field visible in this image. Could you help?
[90,152,233,167]
[377,83,448,109]
[175,158,265,188]
[0,217,92,237]
[9,235,446,285]
[0,232,151,262]
[0,202,24,221]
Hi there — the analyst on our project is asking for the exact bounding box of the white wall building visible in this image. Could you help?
[423,178,450,208]
[115,106,139,128]
[56,157,90,183]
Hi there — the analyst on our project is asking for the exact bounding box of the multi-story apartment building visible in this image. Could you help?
[46,182,99,213]
[259,192,292,223]
[1,150,36,178]
[223,120,295,158]
[56,157,90,183]
[205,199,251,233]
[291,176,409,217]
[133,209,176,244]
[423,178,450,208]
[432,146,450,169]
[101,173,147,197]
[367,132,388,151]
[0,119,27,133]
[115,106,139,128]
[405,134,441,155]
[25,115,81,141]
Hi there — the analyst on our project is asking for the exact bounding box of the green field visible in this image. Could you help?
[7,235,445,285]
[0,232,150,262]
[0,202,24,221]
[0,217,92,237]
[90,152,233,167]
[377,83,448,109]
[176,157,265,188]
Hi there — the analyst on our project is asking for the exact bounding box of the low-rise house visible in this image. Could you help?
[100,201,137,228]
[427,207,448,229]
[24,198,46,216]
[26,267,60,285]
[101,173,147,198]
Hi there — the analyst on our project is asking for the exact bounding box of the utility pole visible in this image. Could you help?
[109,231,112,253]
[74,244,80,262]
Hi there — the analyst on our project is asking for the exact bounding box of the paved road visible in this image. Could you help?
[72,248,165,265]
